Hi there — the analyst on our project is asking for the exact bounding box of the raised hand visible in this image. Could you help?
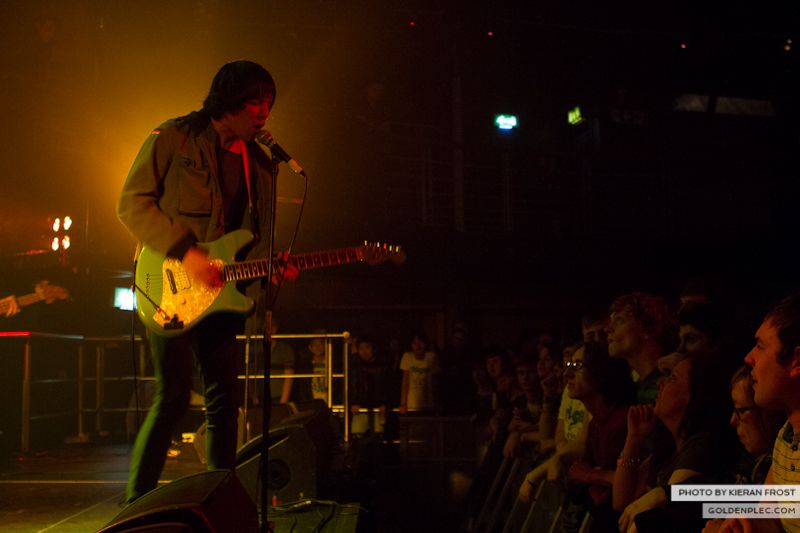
[626,404,657,447]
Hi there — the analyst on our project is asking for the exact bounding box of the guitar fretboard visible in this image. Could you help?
[223,248,363,282]
[0,293,43,314]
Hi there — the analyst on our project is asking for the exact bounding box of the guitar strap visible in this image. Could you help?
[231,138,253,209]
[231,139,260,243]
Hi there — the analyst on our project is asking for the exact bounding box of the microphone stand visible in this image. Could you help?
[259,156,279,533]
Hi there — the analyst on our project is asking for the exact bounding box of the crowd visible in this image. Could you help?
[451,284,797,533]
[262,278,800,532]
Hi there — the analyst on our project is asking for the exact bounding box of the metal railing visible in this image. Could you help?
[0,331,84,452]
[237,332,352,442]
[0,331,354,452]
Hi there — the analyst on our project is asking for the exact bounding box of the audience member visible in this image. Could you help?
[607,292,677,404]
[553,342,635,532]
[582,311,608,343]
[399,333,440,414]
[519,344,592,500]
[503,354,541,459]
[728,365,784,484]
[676,300,743,376]
[503,348,561,460]
[712,294,800,533]
[678,275,727,311]
[290,331,327,403]
[482,346,522,443]
[308,334,329,402]
[269,318,295,404]
[614,355,737,533]
[350,335,391,435]
[439,322,479,415]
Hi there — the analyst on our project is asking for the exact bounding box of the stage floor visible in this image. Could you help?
[0,441,206,533]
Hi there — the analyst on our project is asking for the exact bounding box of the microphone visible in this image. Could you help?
[255,130,305,176]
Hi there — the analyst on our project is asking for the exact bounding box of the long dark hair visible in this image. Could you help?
[203,60,276,119]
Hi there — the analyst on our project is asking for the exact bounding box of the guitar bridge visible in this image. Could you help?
[163,315,184,331]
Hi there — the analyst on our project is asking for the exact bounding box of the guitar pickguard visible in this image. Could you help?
[155,258,223,329]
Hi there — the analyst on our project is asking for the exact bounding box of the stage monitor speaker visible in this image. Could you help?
[98,470,258,533]
[236,405,335,506]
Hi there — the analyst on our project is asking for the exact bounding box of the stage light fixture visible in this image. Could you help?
[51,237,59,251]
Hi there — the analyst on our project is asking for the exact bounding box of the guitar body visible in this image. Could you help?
[135,230,256,337]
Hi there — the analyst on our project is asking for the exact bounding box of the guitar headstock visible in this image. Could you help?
[360,241,406,266]
[34,281,70,303]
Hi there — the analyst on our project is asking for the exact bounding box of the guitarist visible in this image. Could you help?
[0,281,69,318]
[117,60,297,505]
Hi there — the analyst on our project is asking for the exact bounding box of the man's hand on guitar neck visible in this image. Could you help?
[1,296,20,317]
[273,251,299,284]
[182,247,224,288]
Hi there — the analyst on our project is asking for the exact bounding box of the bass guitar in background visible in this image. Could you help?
[0,281,70,317]
[134,229,406,337]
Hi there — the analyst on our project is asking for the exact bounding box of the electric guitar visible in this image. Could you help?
[134,229,405,337]
[0,282,69,316]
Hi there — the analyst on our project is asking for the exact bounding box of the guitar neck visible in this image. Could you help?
[223,247,364,282]
[0,292,43,314]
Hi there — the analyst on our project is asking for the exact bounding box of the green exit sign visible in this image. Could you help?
[568,106,584,125]
[494,114,518,131]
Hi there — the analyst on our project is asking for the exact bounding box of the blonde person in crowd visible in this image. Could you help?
[399,332,440,414]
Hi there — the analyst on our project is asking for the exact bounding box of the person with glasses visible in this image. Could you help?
[702,366,786,533]
[523,342,635,532]
[517,344,592,502]
[728,365,785,485]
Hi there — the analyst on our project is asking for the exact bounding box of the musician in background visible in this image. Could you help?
[0,281,68,318]
[117,60,296,504]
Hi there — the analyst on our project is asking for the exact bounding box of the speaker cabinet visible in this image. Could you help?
[236,405,335,506]
[99,470,257,533]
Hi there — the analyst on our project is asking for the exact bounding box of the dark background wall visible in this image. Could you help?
[0,1,797,345]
